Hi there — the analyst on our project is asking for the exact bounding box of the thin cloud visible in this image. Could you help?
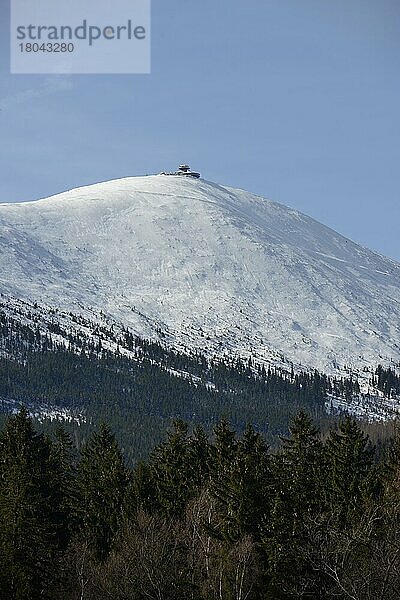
[0,76,73,111]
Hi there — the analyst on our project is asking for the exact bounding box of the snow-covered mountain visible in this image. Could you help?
[0,175,399,376]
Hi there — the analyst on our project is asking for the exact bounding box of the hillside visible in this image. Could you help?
[0,175,399,378]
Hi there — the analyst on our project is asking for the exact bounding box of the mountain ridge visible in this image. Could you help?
[0,174,399,377]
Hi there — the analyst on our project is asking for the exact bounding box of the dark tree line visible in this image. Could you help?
[1,409,400,599]
[372,365,400,398]
[1,306,374,464]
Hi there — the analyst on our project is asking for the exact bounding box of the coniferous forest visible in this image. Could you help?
[3,306,397,464]
[1,409,400,599]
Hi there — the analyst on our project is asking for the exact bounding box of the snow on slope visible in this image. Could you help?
[0,175,399,375]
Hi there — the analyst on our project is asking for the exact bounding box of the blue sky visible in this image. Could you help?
[1,0,399,260]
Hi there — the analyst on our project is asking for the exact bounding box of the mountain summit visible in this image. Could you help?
[0,175,399,375]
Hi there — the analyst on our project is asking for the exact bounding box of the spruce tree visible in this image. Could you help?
[279,410,322,512]
[188,425,210,488]
[325,416,374,524]
[0,409,61,599]
[234,425,269,538]
[210,419,237,480]
[128,459,158,515]
[73,422,128,559]
[208,419,237,540]
[262,411,323,597]
[150,419,193,518]
[210,424,269,542]
[50,427,75,549]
